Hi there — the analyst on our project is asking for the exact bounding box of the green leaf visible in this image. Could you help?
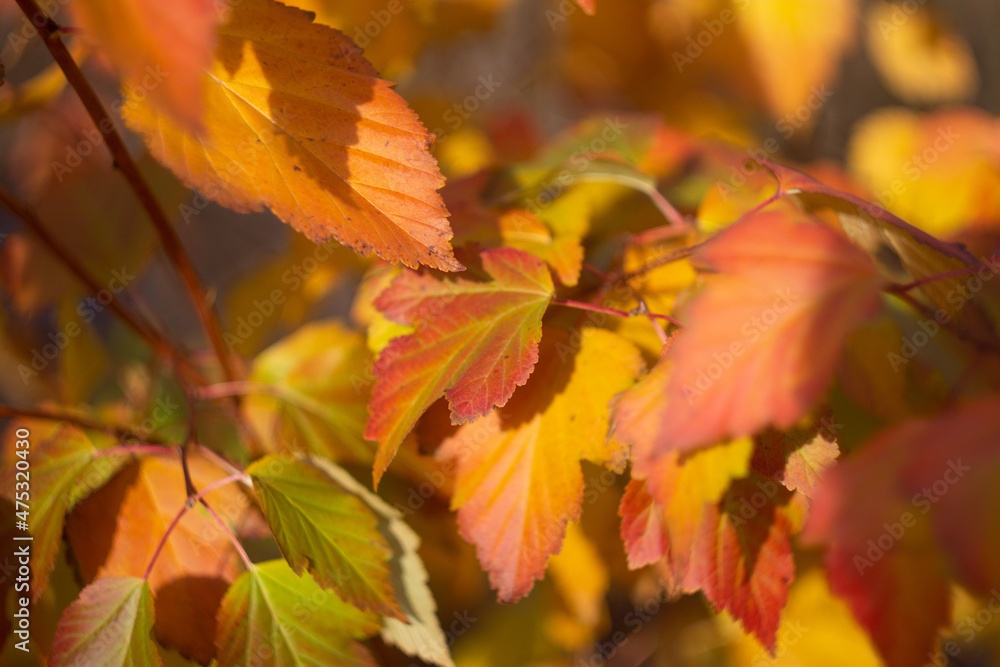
[50,577,160,667]
[246,455,403,618]
[308,456,455,667]
[216,560,380,667]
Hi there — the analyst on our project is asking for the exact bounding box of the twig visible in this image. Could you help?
[201,499,254,571]
[14,0,240,384]
[550,298,685,329]
[96,444,175,458]
[143,471,247,579]
[0,403,156,441]
[0,185,170,359]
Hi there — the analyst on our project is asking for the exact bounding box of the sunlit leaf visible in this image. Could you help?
[437,327,644,602]
[123,0,461,271]
[246,455,403,619]
[366,246,554,485]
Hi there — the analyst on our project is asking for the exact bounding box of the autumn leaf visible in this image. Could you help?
[752,419,840,499]
[499,209,584,287]
[65,453,248,662]
[0,420,119,601]
[122,0,461,271]
[647,206,885,455]
[70,0,219,131]
[618,479,669,570]
[216,559,381,666]
[306,456,455,667]
[436,327,644,602]
[366,246,554,485]
[246,455,404,619]
[50,576,160,667]
[865,2,978,105]
[688,474,796,650]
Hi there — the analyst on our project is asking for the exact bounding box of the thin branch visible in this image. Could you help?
[550,298,685,329]
[887,264,994,294]
[96,444,175,458]
[620,243,701,282]
[201,499,254,571]
[14,0,240,384]
[0,185,169,356]
[0,403,156,441]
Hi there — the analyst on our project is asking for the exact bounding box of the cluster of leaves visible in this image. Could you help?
[2,0,1000,666]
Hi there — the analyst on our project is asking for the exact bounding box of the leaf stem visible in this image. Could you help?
[143,471,248,580]
[13,0,240,384]
[550,298,685,328]
[201,499,254,571]
[887,263,996,294]
[96,444,175,458]
[619,243,701,282]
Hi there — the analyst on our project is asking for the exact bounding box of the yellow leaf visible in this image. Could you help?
[734,0,857,121]
[866,1,978,105]
[123,0,461,271]
[437,327,644,602]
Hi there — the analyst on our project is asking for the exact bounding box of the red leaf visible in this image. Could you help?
[618,479,669,570]
[651,207,885,455]
[365,247,553,485]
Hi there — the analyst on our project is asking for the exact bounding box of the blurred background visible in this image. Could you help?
[2,0,1000,665]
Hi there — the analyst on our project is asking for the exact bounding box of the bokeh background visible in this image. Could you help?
[2,0,1000,665]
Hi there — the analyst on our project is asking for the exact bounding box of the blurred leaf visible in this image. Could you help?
[866,1,978,105]
[243,320,373,460]
[65,453,249,662]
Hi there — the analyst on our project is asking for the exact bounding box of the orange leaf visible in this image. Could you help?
[71,0,219,131]
[618,479,668,570]
[65,453,249,663]
[365,247,554,485]
[652,208,885,455]
[122,0,461,271]
[436,327,644,602]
